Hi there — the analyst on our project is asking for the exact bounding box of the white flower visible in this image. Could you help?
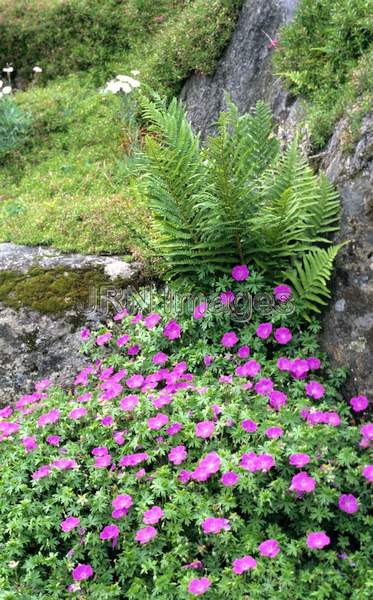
[104,79,123,94]
[0,80,3,88]
[131,70,140,76]
[2,86,12,94]
[3,66,14,73]
[116,75,140,88]
[33,66,42,73]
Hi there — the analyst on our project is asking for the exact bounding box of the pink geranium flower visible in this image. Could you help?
[232,555,257,574]
[152,352,168,365]
[231,264,249,281]
[61,517,80,532]
[96,332,112,346]
[265,426,283,439]
[350,395,368,412]
[22,436,38,452]
[220,331,238,348]
[241,419,257,433]
[80,328,90,341]
[188,577,212,596]
[290,472,316,494]
[273,284,292,302]
[47,435,60,446]
[135,526,157,544]
[163,320,182,340]
[143,506,164,525]
[201,517,230,534]
[338,494,359,514]
[274,327,292,345]
[144,313,161,329]
[255,378,273,396]
[37,409,60,427]
[193,303,208,319]
[120,394,139,411]
[220,290,235,305]
[360,423,373,440]
[126,374,144,389]
[199,452,221,473]
[289,453,310,468]
[100,524,119,540]
[362,464,373,482]
[306,531,330,549]
[221,471,239,487]
[72,564,93,581]
[195,420,215,439]
[112,494,133,511]
[68,407,87,420]
[258,539,280,557]
[237,345,250,358]
[168,445,187,465]
[165,422,183,436]
[117,334,130,348]
[32,464,50,480]
[269,390,287,410]
[148,413,169,430]
[256,322,272,339]
[290,358,309,379]
[305,381,325,400]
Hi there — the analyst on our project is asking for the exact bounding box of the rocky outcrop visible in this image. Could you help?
[319,111,373,398]
[181,0,298,137]
[0,243,142,402]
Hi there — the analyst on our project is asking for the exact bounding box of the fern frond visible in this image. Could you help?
[283,245,344,320]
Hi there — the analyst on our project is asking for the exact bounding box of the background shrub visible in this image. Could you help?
[0,96,31,158]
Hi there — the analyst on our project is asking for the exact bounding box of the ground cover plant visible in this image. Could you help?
[0,0,243,254]
[274,0,373,148]
[0,268,371,599]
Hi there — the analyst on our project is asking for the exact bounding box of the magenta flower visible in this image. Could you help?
[152,352,168,365]
[101,416,113,427]
[120,394,139,412]
[128,344,141,356]
[72,564,93,581]
[255,378,273,396]
[258,539,280,557]
[112,494,133,511]
[256,322,272,339]
[113,308,128,321]
[168,445,187,465]
[362,464,373,482]
[240,452,259,472]
[77,392,92,403]
[188,577,212,596]
[163,320,182,340]
[144,312,161,329]
[203,354,213,367]
[269,390,287,411]
[257,454,275,472]
[96,332,112,346]
[135,526,157,544]
[307,357,321,370]
[277,357,291,371]
[35,378,51,391]
[148,413,169,430]
[80,328,90,341]
[265,426,283,439]
[237,345,250,359]
[183,561,203,570]
[241,419,257,433]
[360,423,373,440]
[220,290,235,305]
[195,420,215,439]
[37,409,60,427]
[201,517,230,534]
[338,494,359,514]
[119,452,149,467]
[32,464,50,480]
[221,471,239,487]
[290,472,316,494]
[232,264,249,281]
[193,302,208,319]
[237,359,261,377]
[350,395,368,412]
[100,524,119,540]
[306,532,330,549]
[126,374,144,389]
[220,331,238,348]
[68,407,87,420]
[289,453,310,468]
[274,327,292,345]
[52,458,77,470]
[47,435,60,446]
[113,431,125,445]
[61,517,80,533]
[165,422,183,436]
[143,506,164,525]
[199,452,222,474]
[273,284,292,302]
[305,380,325,400]
[290,358,309,379]
[22,436,38,452]
[0,406,13,418]
[179,470,192,483]
[117,335,130,348]
[232,555,257,574]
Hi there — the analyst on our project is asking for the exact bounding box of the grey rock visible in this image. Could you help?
[180,0,298,138]
[319,110,373,398]
[0,243,142,403]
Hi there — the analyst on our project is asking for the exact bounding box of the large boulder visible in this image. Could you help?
[180,0,298,137]
[319,111,373,398]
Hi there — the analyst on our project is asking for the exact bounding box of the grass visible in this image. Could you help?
[274,0,373,149]
[0,0,243,256]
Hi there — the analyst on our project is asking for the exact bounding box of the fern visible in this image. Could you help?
[283,245,345,319]
[135,95,342,313]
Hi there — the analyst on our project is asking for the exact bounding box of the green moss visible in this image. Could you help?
[0,267,126,314]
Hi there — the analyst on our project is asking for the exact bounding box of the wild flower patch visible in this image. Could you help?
[0,267,371,599]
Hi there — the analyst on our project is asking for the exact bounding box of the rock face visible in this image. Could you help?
[0,243,141,402]
[319,111,373,398]
[180,0,298,138]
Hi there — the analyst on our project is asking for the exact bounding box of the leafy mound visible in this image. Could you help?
[274,0,373,148]
[0,271,371,599]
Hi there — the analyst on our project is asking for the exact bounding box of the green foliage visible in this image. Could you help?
[0,96,31,157]
[0,278,371,598]
[274,0,373,148]
[136,96,341,314]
